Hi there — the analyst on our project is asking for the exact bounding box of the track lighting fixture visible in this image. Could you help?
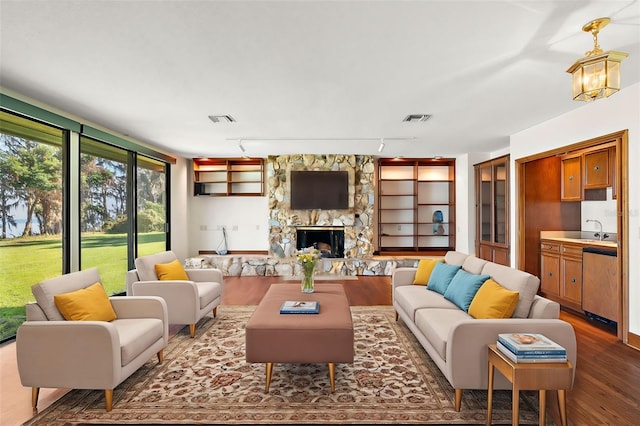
[378,138,385,153]
[238,139,246,153]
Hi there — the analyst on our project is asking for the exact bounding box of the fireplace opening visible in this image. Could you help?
[296,227,344,258]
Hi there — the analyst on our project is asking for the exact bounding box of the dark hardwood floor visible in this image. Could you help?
[2,276,639,425]
[221,276,393,306]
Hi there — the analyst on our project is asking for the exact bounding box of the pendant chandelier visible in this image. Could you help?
[566,17,628,102]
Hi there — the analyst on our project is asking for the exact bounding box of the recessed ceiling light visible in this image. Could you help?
[403,114,431,122]
[208,115,236,123]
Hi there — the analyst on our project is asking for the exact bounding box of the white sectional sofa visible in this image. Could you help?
[392,251,577,411]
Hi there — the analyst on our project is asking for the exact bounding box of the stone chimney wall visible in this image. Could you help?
[267,154,375,258]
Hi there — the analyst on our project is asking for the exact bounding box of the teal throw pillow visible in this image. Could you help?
[443,269,491,312]
[426,262,462,295]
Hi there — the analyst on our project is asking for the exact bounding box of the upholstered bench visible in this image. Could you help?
[245,283,354,392]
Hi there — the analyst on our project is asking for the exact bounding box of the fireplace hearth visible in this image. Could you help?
[296,227,345,258]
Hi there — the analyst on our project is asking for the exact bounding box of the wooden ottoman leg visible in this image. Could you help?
[265,362,273,393]
[328,362,335,392]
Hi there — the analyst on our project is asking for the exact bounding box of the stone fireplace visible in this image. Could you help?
[296,226,345,258]
[267,155,375,259]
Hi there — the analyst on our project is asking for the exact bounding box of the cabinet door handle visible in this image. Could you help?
[594,165,600,172]
[568,175,574,181]
[571,278,576,283]
[548,272,553,276]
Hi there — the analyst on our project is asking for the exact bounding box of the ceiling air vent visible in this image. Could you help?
[208,115,236,123]
[403,114,431,122]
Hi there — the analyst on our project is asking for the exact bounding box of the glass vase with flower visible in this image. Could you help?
[297,247,320,293]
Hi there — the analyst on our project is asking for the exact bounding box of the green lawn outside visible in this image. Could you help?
[0,232,165,341]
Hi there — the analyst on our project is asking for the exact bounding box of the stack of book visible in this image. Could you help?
[496,333,567,363]
[279,301,320,314]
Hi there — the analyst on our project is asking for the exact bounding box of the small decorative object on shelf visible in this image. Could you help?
[297,247,320,293]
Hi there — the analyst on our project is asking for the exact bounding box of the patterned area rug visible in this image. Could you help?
[24,306,541,425]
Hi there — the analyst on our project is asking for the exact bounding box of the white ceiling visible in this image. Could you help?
[1,0,639,159]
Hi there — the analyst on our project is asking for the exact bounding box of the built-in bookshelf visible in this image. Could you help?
[377,158,455,253]
[193,158,264,196]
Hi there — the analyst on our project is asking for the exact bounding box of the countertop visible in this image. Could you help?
[540,230,618,249]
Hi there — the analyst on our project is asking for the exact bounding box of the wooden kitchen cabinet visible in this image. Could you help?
[560,243,583,311]
[560,155,582,201]
[560,142,617,201]
[583,148,609,189]
[540,241,560,297]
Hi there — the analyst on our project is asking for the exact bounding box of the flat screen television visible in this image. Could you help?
[290,170,349,210]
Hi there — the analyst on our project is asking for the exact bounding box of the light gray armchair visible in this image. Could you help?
[16,268,168,411]
[126,251,223,338]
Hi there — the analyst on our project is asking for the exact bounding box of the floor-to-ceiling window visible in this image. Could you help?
[137,156,168,257]
[0,96,174,342]
[0,111,64,341]
[79,137,130,295]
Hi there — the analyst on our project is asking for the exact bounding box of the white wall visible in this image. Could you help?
[455,152,489,255]
[581,188,617,237]
[188,196,269,254]
[170,157,190,260]
[510,82,640,335]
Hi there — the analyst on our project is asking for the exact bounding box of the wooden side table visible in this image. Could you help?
[487,344,573,426]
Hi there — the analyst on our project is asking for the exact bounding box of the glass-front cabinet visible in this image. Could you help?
[475,155,510,266]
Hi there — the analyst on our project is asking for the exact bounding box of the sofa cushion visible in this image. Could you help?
[31,268,102,321]
[412,258,444,285]
[112,318,164,366]
[468,278,519,319]
[443,270,490,311]
[415,308,471,361]
[444,251,468,266]
[155,259,189,281]
[395,286,458,321]
[53,282,117,321]
[461,255,489,275]
[481,262,540,318]
[427,262,462,295]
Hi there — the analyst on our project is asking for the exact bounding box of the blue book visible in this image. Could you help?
[497,342,567,363]
[279,301,320,314]
[497,333,566,356]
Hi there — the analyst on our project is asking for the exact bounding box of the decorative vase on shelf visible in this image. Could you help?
[297,247,320,294]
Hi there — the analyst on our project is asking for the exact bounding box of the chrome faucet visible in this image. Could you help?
[586,219,607,240]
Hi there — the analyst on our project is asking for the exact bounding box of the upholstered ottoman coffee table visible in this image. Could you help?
[245,283,354,392]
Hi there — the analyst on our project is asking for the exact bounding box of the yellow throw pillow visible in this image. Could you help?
[413,258,444,285]
[468,278,519,319]
[154,259,189,280]
[54,282,117,321]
